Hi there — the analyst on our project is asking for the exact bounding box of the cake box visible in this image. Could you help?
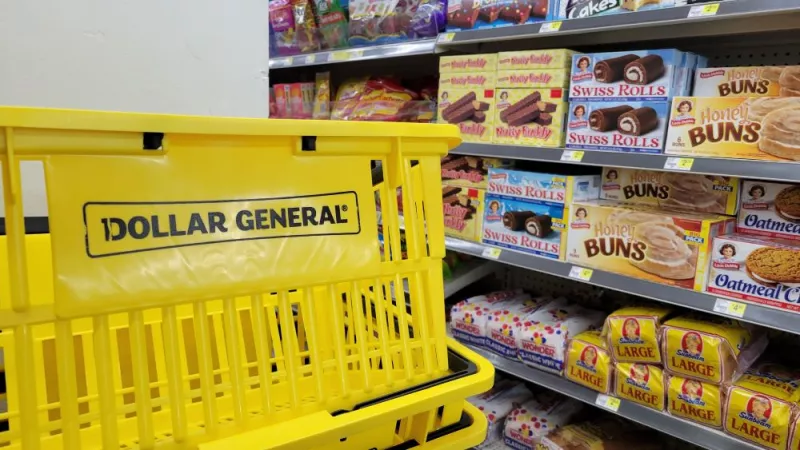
[446,0,552,32]
[442,184,485,242]
[738,180,800,241]
[437,88,495,143]
[493,88,567,147]
[556,0,674,20]
[566,101,670,153]
[482,196,567,260]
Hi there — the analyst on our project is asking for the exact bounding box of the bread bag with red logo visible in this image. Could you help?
[605,305,673,364]
[667,374,725,428]
[485,296,552,358]
[614,362,666,411]
[564,330,613,394]
[450,289,530,347]
[661,314,767,384]
[469,378,533,445]
[504,394,583,449]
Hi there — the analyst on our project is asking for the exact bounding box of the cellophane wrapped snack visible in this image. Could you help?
[313,72,332,119]
[409,0,446,38]
[348,0,415,46]
[314,0,350,48]
[270,0,301,56]
[293,0,323,53]
[331,77,436,122]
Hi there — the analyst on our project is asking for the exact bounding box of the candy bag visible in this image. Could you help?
[314,0,350,48]
[270,0,300,56]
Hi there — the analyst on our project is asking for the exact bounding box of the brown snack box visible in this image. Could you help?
[440,155,513,189]
[443,184,485,242]
[439,54,499,73]
[437,88,495,143]
[493,88,566,147]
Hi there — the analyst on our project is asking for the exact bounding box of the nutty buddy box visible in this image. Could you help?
[496,69,569,88]
[443,184,485,242]
[438,87,495,143]
[493,88,567,147]
[738,180,800,241]
[441,154,514,190]
[497,49,575,70]
[439,54,499,73]
[566,101,670,154]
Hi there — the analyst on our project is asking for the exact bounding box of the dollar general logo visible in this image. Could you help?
[84,192,360,257]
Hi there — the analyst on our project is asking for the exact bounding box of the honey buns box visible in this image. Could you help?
[504,395,583,449]
[615,363,667,412]
[564,330,613,394]
[706,235,800,315]
[565,100,670,154]
[738,180,800,241]
[665,96,800,162]
[600,167,740,216]
[493,88,567,147]
[724,359,800,450]
[660,314,767,385]
[438,71,496,143]
[442,184,485,242]
[450,289,531,347]
[605,305,673,364]
[667,374,725,429]
[694,65,800,97]
[485,295,552,358]
[566,201,734,291]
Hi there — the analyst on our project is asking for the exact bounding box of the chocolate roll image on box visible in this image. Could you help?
[446,0,551,31]
[566,201,734,290]
[443,184,485,242]
[437,88,495,143]
[694,65,800,97]
[707,234,800,314]
[493,88,567,147]
[738,180,800,241]
[600,167,740,216]
[496,69,570,88]
[566,101,670,154]
[483,195,567,259]
[556,0,673,19]
[487,167,600,207]
[665,96,800,161]
[439,54,499,73]
[441,155,514,189]
[497,49,576,70]
[569,49,695,102]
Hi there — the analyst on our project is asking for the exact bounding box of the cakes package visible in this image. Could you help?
[738,180,800,241]
[446,0,552,32]
[497,49,576,70]
[482,196,567,259]
[565,101,670,154]
[437,76,496,143]
[487,168,601,206]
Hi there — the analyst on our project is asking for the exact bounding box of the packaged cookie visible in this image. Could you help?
[605,305,672,364]
[437,88,494,143]
[517,299,605,374]
[565,100,670,154]
[600,167,740,216]
[566,201,734,291]
[470,379,533,444]
[504,395,583,449]
[665,96,800,161]
[724,360,800,450]
[443,185,485,242]
[614,363,666,411]
[441,155,514,190]
[564,330,613,394]
[450,289,530,347]
[667,374,724,428]
[661,315,767,384]
[487,168,600,206]
[498,49,577,70]
[485,296,551,358]
[493,88,567,148]
[439,54,499,73]
[482,196,567,260]
[694,66,800,97]
[738,180,800,241]
[707,234,800,315]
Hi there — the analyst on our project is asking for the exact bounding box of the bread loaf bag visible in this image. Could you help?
[605,305,672,364]
[565,330,614,394]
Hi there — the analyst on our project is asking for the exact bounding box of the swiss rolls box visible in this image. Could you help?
[566,101,670,154]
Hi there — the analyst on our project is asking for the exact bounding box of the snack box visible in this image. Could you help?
[441,155,514,190]
[443,184,485,242]
[504,395,583,449]
[482,196,567,260]
[707,234,800,314]
[665,96,800,162]
[493,88,567,147]
[439,54,499,73]
[438,88,495,143]
[605,305,673,364]
[438,72,497,90]
[738,180,800,241]
[450,289,530,347]
[667,374,724,429]
[485,296,551,358]
[470,379,534,445]
[600,167,740,216]
[724,360,800,450]
[565,101,670,154]
[516,299,605,374]
[557,0,674,20]
[487,167,601,206]
[569,49,697,102]
[446,0,552,32]
[566,201,734,291]
[497,49,576,70]
[497,69,570,88]
[694,65,800,97]
[614,363,666,411]
[564,330,613,394]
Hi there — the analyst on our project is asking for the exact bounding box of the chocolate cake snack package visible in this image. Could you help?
[665,96,800,161]
[615,363,667,411]
[441,155,514,189]
[442,184,485,242]
[566,201,734,290]
[497,49,576,70]
[694,65,800,97]
[605,305,673,364]
[483,196,567,259]
[493,88,567,147]
[564,330,613,394]
[570,49,699,102]
[566,101,669,153]
[556,0,673,19]
[446,0,551,31]
[600,167,740,215]
[450,289,531,347]
[437,87,495,143]
[667,374,724,428]
[738,180,800,241]
[707,234,800,314]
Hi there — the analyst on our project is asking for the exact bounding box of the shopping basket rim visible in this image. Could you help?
[0,106,462,149]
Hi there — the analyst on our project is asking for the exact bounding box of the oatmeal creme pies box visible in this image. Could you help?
[738,180,800,241]
[693,66,800,97]
[487,168,600,206]
[665,96,800,161]
[437,87,495,143]
[566,200,734,291]
[707,234,800,314]
[497,49,576,70]
[566,101,669,154]
[493,88,567,147]
[569,49,695,102]
[482,196,567,260]
[439,54,499,73]
[443,184,485,242]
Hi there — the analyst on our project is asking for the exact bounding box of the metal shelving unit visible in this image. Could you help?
[397,258,500,298]
[269,39,437,69]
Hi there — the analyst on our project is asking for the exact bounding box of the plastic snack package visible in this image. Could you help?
[347,77,419,121]
[450,289,530,348]
[469,379,533,445]
[485,296,551,358]
[667,374,724,428]
[564,330,613,394]
[314,0,349,49]
[289,83,315,119]
[409,0,446,38]
[348,0,412,46]
[293,0,323,53]
[504,395,583,449]
[614,363,666,411]
[273,84,292,118]
[313,72,331,119]
[605,305,673,364]
[270,0,301,56]
[331,77,368,120]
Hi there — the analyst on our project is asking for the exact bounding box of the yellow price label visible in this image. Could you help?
[481,247,502,260]
[561,150,584,162]
[664,157,694,171]
[688,3,719,17]
[702,3,720,14]
[714,299,747,318]
[596,394,621,412]
[331,51,352,61]
[569,266,593,281]
[438,32,455,43]
[539,21,562,33]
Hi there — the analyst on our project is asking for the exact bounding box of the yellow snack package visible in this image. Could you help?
[564,330,613,394]
[724,361,800,450]
[790,414,800,450]
[606,305,672,364]
[614,363,666,411]
[661,315,766,384]
[667,374,724,428]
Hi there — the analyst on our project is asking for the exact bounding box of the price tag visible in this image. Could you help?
[438,32,455,43]
[331,51,357,61]
[290,55,309,66]
[688,3,720,17]
[481,247,502,259]
[561,150,585,162]
[539,21,562,33]
[664,157,694,171]
[714,298,747,318]
[596,394,621,412]
[568,266,593,281]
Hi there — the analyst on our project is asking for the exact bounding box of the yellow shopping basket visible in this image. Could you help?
[0,107,491,449]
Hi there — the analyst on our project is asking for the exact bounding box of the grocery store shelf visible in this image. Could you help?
[465,343,759,450]
[437,0,800,47]
[444,237,800,336]
[453,143,800,182]
[399,258,499,298]
[269,39,437,69]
